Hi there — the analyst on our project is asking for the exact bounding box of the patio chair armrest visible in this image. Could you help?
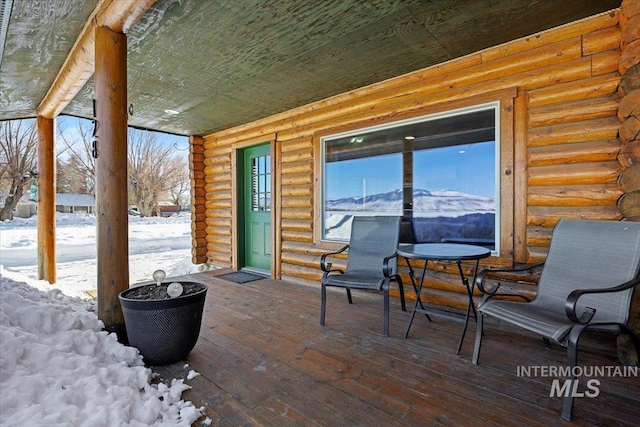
[382,253,398,278]
[565,274,640,324]
[320,244,349,272]
[475,261,544,296]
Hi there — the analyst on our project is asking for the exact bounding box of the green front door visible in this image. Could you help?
[243,144,271,271]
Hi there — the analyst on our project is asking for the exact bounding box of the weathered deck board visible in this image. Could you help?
[151,270,640,426]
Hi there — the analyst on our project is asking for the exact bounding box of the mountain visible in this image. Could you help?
[325,188,494,216]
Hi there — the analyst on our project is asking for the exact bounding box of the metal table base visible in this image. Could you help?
[398,243,491,354]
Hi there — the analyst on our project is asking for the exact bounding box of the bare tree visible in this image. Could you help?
[0,120,38,220]
[57,154,94,194]
[57,118,95,194]
[166,157,190,207]
[128,129,188,217]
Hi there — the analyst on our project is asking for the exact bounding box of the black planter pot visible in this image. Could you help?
[118,281,208,366]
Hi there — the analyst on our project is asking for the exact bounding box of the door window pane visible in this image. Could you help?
[251,154,271,212]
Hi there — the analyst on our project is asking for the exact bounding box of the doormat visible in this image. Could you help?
[217,271,266,284]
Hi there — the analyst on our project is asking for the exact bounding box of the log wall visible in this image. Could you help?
[199,9,631,311]
[618,0,640,333]
[190,135,208,264]
[618,1,640,221]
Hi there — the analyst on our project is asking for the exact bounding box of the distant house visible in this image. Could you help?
[14,197,37,218]
[12,192,95,218]
[128,202,182,217]
[56,193,95,214]
[157,202,181,217]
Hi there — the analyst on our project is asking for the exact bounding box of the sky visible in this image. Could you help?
[0,213,214,425]
[8,116,190,154]
[325,141,496,200]
[56,115,190,158]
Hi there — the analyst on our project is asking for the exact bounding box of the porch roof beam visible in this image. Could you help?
[36,0,155,119]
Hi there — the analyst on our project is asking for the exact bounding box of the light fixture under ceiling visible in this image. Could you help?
[164,109,180,115]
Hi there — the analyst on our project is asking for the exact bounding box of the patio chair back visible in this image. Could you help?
[320,215,405,336]
[345,216,401,277]
[537,219,640,326]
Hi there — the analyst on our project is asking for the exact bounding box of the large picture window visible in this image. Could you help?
[321,103,500,253]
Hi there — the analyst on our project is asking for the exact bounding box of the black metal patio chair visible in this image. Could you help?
[320,215,405,336]
[472,219,640,420]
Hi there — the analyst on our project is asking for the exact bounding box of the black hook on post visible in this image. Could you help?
[92,99,99,159]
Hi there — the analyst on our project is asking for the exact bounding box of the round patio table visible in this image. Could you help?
[397,243,492,354]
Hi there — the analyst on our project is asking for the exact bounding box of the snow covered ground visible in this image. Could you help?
[0,213,213,425]
[0,212,200,298]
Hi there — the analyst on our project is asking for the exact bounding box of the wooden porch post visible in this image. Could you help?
[36,116,56,283]
[95,26,129,336]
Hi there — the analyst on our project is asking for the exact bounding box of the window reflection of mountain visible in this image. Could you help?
[324,189,496,247]
[325,188,494,212]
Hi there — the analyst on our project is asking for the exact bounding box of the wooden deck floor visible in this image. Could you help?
[152,270,640,426]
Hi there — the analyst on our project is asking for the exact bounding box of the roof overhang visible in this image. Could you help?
[0,0,622,137]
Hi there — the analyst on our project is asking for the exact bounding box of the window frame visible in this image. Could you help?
[313,89,516,264]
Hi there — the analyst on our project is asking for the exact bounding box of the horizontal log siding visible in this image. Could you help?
[526,15,623,261]
[189,136,207,264]
[201,145,232,266]
[201,11,623,310]
[279,138,315,279]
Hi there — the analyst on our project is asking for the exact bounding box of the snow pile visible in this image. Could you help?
[0,274,204,426]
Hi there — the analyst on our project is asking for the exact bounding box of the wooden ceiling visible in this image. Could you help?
[0,0,621,137]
